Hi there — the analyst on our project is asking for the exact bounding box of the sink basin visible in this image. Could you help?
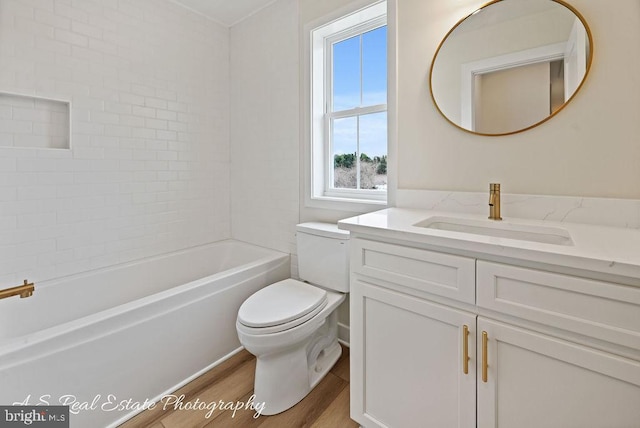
[414,216,574,246]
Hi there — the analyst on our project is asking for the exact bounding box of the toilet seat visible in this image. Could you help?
[237,279,328,334]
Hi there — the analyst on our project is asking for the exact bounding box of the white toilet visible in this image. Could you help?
[236,222,349,415]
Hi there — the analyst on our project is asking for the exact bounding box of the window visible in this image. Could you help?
[308,2,387,207]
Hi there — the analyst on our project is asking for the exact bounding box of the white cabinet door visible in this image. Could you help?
[351,279,476,428]
[477,318,640,428]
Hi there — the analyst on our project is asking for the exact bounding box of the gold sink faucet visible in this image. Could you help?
[489,183,502,220]
[0,279,35,300]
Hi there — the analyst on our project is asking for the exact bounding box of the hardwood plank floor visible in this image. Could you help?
[120,346,357,428]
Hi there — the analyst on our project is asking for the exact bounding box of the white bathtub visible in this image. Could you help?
[0,240,289,427]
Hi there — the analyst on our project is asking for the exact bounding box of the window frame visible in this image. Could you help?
[324,19,387,200]
[307,1,388,210]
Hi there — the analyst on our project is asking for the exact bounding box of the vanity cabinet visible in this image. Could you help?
[351,279,476,428]
[349,237,640,428]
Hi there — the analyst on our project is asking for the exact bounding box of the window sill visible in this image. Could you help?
[306,194,388,213]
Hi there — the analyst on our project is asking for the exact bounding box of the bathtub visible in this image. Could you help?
[0,240,289,427]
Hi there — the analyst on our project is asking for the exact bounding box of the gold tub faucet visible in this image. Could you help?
[0,279,35,300]
[489,183,502,220]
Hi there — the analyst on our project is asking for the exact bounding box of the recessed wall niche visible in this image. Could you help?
[0,92,70,149]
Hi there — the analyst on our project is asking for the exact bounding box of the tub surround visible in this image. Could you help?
[0,0,231,286]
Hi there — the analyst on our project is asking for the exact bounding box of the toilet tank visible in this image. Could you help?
[296,222,350,292]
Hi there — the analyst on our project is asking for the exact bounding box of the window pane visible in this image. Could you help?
[332,35,360,111]
[359,112,387,190]
[332,116,358,189]
[362,26,387,106]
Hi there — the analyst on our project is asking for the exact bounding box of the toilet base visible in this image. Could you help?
[253,338,342,416]
[251,310,343,416]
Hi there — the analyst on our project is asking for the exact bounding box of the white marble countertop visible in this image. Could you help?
[338,208,640,280]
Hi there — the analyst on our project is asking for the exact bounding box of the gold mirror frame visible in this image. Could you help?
[429,0,594,136]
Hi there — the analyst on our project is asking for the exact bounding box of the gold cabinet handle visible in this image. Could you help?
[482,331,488,383]
[462,325,470,375]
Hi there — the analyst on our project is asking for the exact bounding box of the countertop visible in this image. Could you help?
[338,208,640,280]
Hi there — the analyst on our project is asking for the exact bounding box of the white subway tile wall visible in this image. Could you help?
[0,0,230,285]
[0,92,70,149]
[230,0,299,275]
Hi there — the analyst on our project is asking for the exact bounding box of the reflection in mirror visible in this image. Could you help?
[430,0,592,136]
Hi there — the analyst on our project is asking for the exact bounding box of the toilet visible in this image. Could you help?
[236,222,350,415]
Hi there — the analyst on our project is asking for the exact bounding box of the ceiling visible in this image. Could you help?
[171,0,277,27]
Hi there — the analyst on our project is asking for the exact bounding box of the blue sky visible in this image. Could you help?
[332,25,387,158]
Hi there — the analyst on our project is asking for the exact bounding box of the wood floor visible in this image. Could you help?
[119,346,357,428]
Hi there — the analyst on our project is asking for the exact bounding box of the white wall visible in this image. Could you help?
[229,0,300,274]
[0,0,230,285]
[399,0,640,198]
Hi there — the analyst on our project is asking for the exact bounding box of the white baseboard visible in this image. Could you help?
[338,322,350,347]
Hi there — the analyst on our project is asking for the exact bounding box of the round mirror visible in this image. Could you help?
[429,0,593,136]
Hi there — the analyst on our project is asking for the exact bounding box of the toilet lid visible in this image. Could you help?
[238,279,328,329]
